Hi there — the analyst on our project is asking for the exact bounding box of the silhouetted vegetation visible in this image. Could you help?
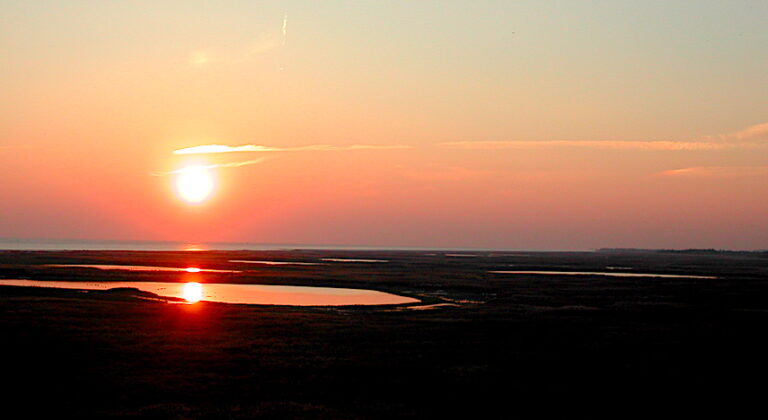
[599,247,768,256]
[1,250,766,418]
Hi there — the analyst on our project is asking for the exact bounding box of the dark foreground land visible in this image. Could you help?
[1,249,767,418]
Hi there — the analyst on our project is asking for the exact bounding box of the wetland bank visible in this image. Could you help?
[1,249,767,418]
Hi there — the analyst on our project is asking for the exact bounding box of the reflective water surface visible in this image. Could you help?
[45,264,240,273]
[0,279,419,306]
[229,260,323,266]
[489,271,717,279]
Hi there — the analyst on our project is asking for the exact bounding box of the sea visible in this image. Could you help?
[0,238,518,252]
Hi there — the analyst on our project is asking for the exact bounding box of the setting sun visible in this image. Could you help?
[182,282,203,303]
[175,166,214,204]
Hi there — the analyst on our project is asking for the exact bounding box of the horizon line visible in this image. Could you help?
[0,237,765,253]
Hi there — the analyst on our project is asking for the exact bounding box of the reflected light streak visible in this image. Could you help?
[182,244,207,251]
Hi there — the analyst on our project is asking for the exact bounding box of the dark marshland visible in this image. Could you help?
[2,249,767,418]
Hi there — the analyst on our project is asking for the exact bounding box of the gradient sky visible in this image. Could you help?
[2,1,767,250]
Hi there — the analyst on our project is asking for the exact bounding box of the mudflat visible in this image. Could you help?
[1,249,766,418]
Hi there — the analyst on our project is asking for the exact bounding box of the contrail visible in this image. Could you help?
[282,12,288,46]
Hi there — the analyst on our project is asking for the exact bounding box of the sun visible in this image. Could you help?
[183,282,203,303]
[175,165,214,204]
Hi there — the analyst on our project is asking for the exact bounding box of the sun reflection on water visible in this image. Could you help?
[183,282,203,303]
[181,244,207,251]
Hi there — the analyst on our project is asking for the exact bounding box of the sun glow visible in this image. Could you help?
[175,165,214,204]
[183,282,203,303]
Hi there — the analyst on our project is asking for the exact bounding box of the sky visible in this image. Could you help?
[1,0,767,250]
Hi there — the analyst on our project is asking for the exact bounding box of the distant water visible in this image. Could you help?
[0,239,211,251]
[0,238,548,252]
[489,270,717,279]
[0,239,402,252]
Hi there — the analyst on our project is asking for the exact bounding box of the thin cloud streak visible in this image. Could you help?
[442,140,750,151]
[718,122,768,142]
[660,166,768,177]
[444,121,768,151]
[174,144,412,155]
[152,158,268,176]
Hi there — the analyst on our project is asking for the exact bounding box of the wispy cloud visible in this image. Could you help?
[717,122,768,142]
[174,144,412,155]
[189,12,288,69]
[660,166,768,177]
[152,158,268,176]
[443,121,768,151]
[174,145,273,154]
[442,140,747,151]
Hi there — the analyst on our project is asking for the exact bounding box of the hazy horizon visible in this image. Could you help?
[2,236,765,253]
[2,1,767,250]
[0,236,580,252]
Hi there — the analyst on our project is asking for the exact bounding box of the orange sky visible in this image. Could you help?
[2,1,767,250]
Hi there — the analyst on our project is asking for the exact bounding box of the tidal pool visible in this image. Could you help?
[488,270,717,279]
[0,279,419,306]
[229,260,322,266]
[45,264,240,273]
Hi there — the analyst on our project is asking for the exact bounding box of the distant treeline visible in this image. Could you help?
[598,248,768,256]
